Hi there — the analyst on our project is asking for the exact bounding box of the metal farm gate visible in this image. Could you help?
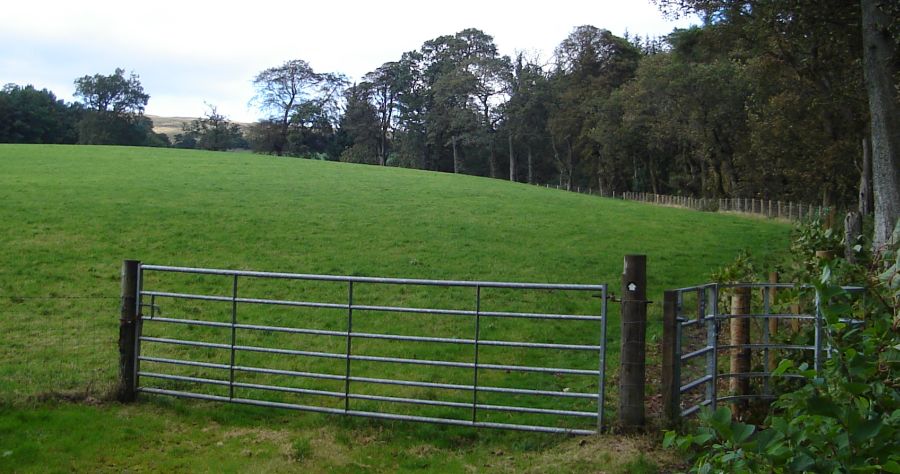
[662,282,863,420]
[128,263,610,435]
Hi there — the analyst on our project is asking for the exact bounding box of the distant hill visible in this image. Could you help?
[147,115,251,139]
[146,115,196,138]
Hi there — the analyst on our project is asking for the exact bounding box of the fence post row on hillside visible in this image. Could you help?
[548,187,827,222]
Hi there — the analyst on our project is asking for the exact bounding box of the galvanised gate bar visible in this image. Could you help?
[664,282,863,419]
[132,264,609,435]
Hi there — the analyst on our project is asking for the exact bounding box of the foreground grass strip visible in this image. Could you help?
[0,401,680,473]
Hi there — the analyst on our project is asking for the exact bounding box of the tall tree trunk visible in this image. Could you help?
[632,156,639,191]
[862,0,900,250]
[379,86,388,166]
[565,139,574,191]
[527,145,534,184]
[508,134,516,181]
[489,137,497,178]
[649,162,659,195]
[719,160,736,197]
[277,96,295,157]
[551,136,563,185]
[860,135,873,215]
[451,135,460,174]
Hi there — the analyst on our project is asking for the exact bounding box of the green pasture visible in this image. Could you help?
[0,144,790,471]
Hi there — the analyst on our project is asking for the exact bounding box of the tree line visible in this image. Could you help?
[0,69,240,150]
[243,0,896,247]
[0,69,171,147]
[2,0,896,246]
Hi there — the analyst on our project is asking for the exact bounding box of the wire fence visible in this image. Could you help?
[533,183,829,221]
[0,294,120,403]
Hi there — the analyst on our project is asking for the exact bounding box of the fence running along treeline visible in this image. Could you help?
[535,183,829,221]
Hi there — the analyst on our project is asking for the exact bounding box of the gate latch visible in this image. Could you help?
[595,292,653,305]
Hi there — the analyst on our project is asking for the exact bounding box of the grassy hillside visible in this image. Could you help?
[0,144,790,471]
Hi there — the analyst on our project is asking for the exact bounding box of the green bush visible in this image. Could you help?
[665,222,900,473]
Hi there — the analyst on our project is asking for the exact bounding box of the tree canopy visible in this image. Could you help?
[72,68,164,146]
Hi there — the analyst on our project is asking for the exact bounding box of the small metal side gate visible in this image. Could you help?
[133,264,610,435]
[666,282,863,418]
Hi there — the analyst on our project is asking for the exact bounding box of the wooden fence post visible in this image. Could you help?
[619,255,647,431]
[662,290,679,427]
[118,259,140,402]
[844,211,862,263]
[730,287,750,413]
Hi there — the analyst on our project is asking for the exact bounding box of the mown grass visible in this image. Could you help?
[0,144,790,471]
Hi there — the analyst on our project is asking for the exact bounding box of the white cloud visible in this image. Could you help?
[2,0,695,122]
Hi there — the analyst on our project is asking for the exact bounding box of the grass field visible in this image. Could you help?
[0,144,790,472]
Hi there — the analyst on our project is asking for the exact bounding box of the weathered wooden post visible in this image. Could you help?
[619,255,647,431]
[730,287,750,413]
[662,290,680,427]
[844,211,862,263]
[118,259,140,402]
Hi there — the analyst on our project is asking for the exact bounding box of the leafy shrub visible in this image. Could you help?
[665,222,900,473]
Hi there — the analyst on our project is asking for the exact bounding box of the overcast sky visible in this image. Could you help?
[1,1,696,123]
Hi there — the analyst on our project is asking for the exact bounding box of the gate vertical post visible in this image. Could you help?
[767,272,779,371]
[661,290,680,427]
[118,259,140,402]
[814,289,824,374]
[229,275,238,400]
[344,281,354,412]
[598,284,609,432]
[618,255,647,431]
[704,286,719,410]
[472,285,482,425]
